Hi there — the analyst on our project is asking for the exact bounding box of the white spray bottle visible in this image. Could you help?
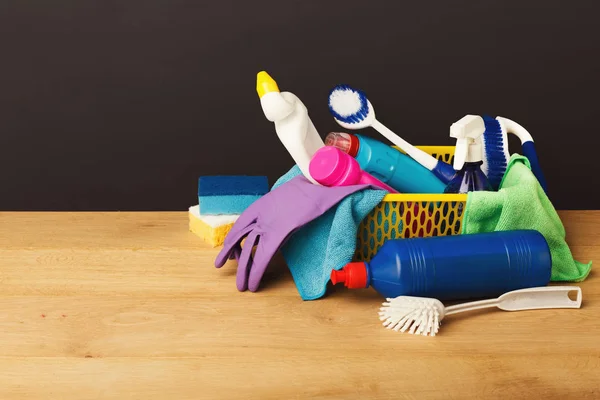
[444,115,493,194]
[256,71,324,184]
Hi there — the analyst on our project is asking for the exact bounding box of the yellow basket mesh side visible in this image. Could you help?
[356,200,466,261]
[355,145,466,261]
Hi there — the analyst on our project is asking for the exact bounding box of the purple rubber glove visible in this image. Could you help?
[214,175,372,292]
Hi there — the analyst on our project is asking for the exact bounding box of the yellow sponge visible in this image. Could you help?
[188,205,238,247]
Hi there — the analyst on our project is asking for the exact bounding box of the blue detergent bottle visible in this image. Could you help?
[443,115,492,194]
[330,230,552,301]
[325,132,448,193]
[444,160,492,193]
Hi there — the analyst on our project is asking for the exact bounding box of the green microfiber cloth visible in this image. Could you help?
[462,154,591,282]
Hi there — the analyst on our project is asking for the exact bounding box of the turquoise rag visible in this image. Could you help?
[463,154,592,282]
[272,165,387,300]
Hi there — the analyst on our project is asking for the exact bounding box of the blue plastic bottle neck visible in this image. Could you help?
[445,160,492,193]
[364,261,371,289]
[353,134,372,167]
[462,161,484,170]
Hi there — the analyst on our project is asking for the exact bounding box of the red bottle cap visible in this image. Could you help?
[325,132,360,158]
[346,134,359,158]
[330,262,368,289]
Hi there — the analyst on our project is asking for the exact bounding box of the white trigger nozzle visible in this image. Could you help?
[450,115,485,168]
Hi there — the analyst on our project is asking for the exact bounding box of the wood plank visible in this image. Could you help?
[0,212,199,249]
[558,210,600,246]
[0,289,598,358]
[0,355,598,400]
[2,211,597,249]
[0,351,600,400]
[0,249,298,296]
[1,246,595,296]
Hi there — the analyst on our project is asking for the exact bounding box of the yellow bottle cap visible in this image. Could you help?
[256,71,280,98]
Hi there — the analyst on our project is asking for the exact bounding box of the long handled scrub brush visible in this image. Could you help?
[482,115,548,193]
[327,84,458,185]
[378,286,582,337]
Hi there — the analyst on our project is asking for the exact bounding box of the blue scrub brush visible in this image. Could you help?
[481,115,548,193]
[481,115,509,190]
[327,84,457,184]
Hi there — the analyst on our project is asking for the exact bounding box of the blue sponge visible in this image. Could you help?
[198,175,269,215]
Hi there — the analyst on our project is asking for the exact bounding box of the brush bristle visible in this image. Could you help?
[378,296,443,336]
[327,84,369,125]
[482,115,510,190]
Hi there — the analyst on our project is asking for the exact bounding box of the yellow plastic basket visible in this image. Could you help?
[355,146,467,261]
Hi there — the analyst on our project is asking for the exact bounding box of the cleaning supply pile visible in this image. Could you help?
[189,71,592,336]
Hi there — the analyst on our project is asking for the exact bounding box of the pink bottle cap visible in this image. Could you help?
[309,146,357,186]
[310,146,399,192]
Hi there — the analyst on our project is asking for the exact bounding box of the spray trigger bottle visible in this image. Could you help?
[444,115,493,193]
[256,71,324,184]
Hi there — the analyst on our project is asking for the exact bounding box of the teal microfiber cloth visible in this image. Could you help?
[272,165,387,300]
[198,175,269,215]
[462,154,592,282]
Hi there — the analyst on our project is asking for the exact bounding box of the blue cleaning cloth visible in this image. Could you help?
[272,165,387,300]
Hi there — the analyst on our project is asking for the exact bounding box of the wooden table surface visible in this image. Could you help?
[0,211,598,399]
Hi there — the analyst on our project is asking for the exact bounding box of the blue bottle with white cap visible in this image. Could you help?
[325,132,448,193]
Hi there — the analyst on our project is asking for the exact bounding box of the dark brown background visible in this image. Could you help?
[1,0,598,210]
